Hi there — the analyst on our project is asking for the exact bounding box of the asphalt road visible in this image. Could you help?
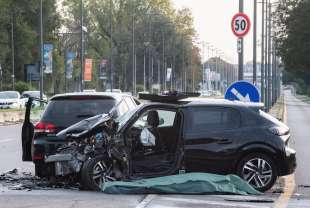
[0,91,310,208]
[285,90,310,198]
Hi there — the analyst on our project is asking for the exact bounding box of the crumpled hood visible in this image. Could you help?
[56,113,112,140]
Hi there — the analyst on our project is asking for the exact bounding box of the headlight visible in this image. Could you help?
[269,126,289,136]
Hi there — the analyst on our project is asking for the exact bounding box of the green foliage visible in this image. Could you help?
[275,0,310,84]
[15,81,33,94]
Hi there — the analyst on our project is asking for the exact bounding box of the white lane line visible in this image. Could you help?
[0,139,14,143]
[136,194,157,208]
[159,196,271,208]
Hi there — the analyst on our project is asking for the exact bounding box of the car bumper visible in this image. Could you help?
[278,146,297,176]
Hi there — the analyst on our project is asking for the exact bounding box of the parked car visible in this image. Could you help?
[0,91,25,109]
[105,89,122,93]
[21,92,139,177]
[25,93,296,192]
[21,91,48,101]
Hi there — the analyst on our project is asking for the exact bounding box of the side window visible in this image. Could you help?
[132,109,176,128]
[118,100,129,115]
[186,107,241,133]
[124,97,136,109]
[30,101,47,123]
[157,110,176,127]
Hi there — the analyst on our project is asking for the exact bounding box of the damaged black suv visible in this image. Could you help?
[31,93,296,192]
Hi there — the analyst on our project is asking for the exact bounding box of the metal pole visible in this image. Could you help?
[143,50,146,91]
[80,0,84,92]
[264,0,268,109]
[110,0,113,92]
[132,1,135,95]
[261,0,265,103]
[238,0,244,81]
[39,0,44,100]
[0,64,2,90]
[253,0,257,85]
[267,1,272,110]
[11,16,15,90]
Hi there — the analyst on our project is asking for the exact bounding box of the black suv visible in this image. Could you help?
[21,92,139,177]
[45,93,296,192]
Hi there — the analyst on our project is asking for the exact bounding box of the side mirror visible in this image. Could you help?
[159,118,164,125]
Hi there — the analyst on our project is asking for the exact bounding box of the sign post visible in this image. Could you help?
[231,10,251,81]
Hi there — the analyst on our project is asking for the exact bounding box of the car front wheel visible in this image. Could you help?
[80,156,114,191]
[237,153,277,192]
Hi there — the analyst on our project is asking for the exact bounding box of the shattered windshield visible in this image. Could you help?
[115,105,141,131]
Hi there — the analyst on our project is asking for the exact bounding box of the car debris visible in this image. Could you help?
[0,169,79,191]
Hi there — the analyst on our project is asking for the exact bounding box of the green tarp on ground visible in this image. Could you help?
[102,173,262,195]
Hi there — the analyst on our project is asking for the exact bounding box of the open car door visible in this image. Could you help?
[22,97,47,161]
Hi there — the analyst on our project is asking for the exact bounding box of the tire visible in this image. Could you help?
[237,153,277,192]
[80,156,113,191]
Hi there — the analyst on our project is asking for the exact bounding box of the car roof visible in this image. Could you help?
[181,97,264,109]
[50,92,131,102]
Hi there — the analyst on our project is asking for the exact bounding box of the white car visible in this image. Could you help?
[0,91,25,109]
[21,91,47,101]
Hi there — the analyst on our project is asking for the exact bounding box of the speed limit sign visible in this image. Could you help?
[231,13,251,38]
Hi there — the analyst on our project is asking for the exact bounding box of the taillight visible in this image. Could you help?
[34,122,57,133]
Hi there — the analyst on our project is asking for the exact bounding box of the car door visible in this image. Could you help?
[22,98,47,161]
[183,106,241,174]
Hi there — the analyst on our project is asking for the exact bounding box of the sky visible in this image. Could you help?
[172,0,261,64]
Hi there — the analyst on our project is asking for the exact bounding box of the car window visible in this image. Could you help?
[118,100,129,115]
[132,109,176,128]
[158,110,176,127]
[41,98,116,127]
[0,92,19,99]
[186,107,241,133]
[124,97,136,109]
[30,102,47,123]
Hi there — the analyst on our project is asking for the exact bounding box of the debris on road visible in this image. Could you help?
[0,168,79,191]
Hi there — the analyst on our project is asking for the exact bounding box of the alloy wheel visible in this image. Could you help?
[241,158,273,189]
[92,160,113,188]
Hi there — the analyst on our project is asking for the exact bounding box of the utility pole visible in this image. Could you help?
[80,0,84,92]
[267,0,272,110]
[143,48,146,91]
[264,0,268,109]
[110,0,113,92]
[261,0,265,103]
[132,1,136,95]
[11,15,15,90]
[238,0,244,80]
[253,0,257,85]
[0,64,2,90]
[39,0,44,100]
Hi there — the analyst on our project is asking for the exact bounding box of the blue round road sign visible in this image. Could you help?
[225,81,260,103]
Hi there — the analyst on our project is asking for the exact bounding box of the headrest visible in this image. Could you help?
[147,110,159,127]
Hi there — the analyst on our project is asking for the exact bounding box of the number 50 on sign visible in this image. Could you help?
[231,13,251,38]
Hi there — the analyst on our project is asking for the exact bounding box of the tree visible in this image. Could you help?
[275,0,310,84]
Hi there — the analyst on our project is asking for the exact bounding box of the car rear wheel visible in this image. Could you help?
[237,153,277,192]
[80,156,114,191]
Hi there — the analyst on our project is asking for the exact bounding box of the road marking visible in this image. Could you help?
[158,196,270,208]
[0,139,13,143]
[274,96,295,208]
[136,194,157,208]
[231,88,251,102]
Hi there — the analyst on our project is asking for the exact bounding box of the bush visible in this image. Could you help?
[15,81,33,94]
[296,78,307,94]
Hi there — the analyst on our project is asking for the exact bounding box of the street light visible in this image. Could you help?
[39,0,44,100]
